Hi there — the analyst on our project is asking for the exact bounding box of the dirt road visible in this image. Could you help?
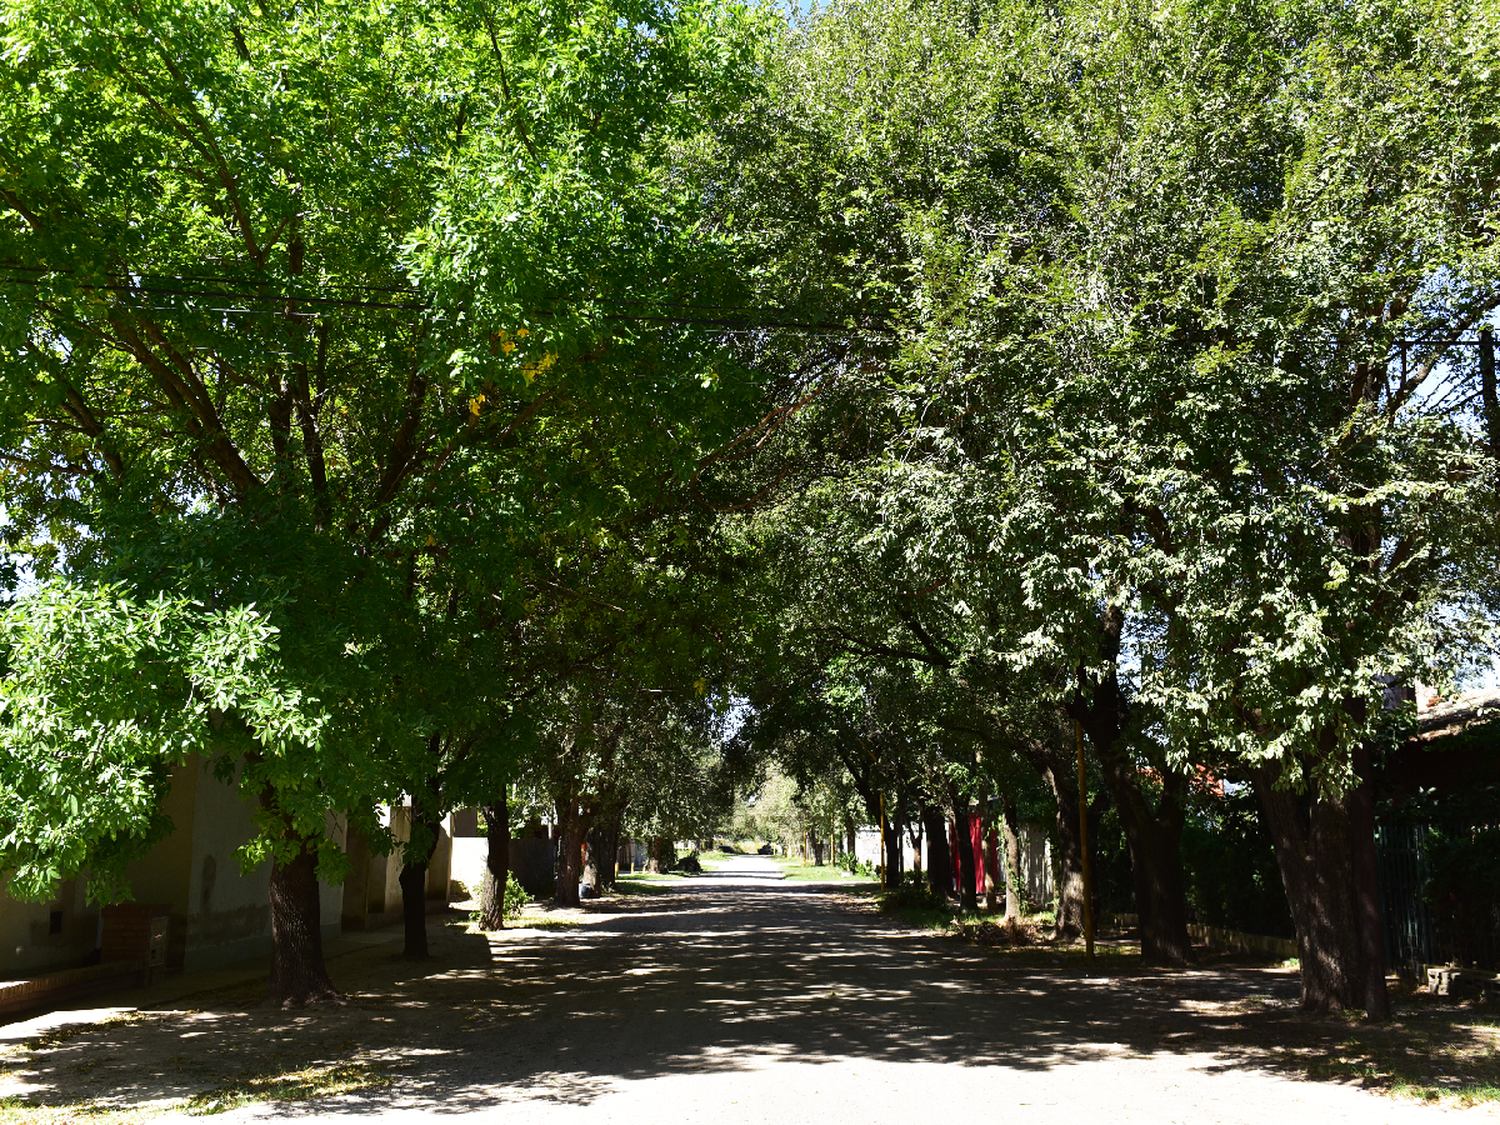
[1,856,1493,1122]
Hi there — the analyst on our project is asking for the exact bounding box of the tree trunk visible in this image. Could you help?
[883,812,903,886]
[647,835,670,874]
[1253,763,1371,1013]
[260,789,339,1008]
[1000,796,1024,921]
[587,821,620,891]
[907,819,923,880]
[1350,742,1390,1019]
[266,833,341,1007]
[1076,603,1194,964]
[399,801,441,960]
[922,805,952,899]
[1093,750,1194,965]
[480,793,511,930]
[555,805,587,906]
[1042,762,1086,939]
[845,816,857,860]
[982,800,1001,914]
[583,826,602,888]
[950,788,978,913]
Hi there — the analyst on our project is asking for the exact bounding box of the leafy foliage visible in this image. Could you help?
[0,582,325,900]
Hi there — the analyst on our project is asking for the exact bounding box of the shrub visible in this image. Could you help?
[953,917,1042,946]
[675,852,703,874]
[879,881,949,913]
[839,853,875,877]
[1182,787,1294,938]
[503,871,528,920]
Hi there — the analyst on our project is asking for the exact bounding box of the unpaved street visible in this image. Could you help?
[2,856,1494,1122]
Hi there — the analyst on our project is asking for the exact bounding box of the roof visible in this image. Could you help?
[1412,688,1500,743]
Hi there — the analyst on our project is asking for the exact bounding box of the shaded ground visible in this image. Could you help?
[1,856,1496,1122]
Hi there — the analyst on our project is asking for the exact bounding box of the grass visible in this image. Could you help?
[0,1097,158,1125]
[183,1062,390,1115]
[1275,1004,1500,1107]
[771,856,864,882]
[883,904,954,930]
[608,878,677,896]
[507,913,585,929]
[0,1060,391,1123]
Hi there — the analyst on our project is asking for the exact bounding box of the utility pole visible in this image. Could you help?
[1481,328,1497,456]
[1076,719,1095,959]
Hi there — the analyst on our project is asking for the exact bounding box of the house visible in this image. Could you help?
[2,755,457,1004]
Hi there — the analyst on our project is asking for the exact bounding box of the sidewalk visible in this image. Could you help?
[0,925,405,1045]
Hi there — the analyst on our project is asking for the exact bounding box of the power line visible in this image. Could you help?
[0,270,892,337]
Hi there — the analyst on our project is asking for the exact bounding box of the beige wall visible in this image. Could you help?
[0,874,98,982]
[2,755,347,981]
[175,757,272,971]
[121,756,347,972]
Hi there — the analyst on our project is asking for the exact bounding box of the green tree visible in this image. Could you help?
[0,0,773,1002]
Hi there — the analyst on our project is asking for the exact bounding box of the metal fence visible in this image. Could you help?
[1375,823,1434,978]
[1376,818,1500,975]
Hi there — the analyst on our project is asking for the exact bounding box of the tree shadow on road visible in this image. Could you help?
[3,879,1496,1117]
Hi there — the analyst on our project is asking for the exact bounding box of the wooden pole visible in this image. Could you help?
[1076,719,1094,958]
[1480,328,1497,456]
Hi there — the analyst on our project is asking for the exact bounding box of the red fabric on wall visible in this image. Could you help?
[947,812,987,896]
[970,815,985,896]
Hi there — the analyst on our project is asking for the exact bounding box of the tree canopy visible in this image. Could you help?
[1,0,1497,1013]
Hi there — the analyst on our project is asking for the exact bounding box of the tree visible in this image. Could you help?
[0,582,329,902]
[0,0,773,1002]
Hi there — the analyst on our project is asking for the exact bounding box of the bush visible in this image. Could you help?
[879,881,949,913]
[838,853,875,877]
[674,852,703,874]
[953,917,1042,946]
[503,870,527,920]
[1182,787,1294,938]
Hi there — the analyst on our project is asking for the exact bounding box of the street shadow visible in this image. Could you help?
[5,876,1493,1115]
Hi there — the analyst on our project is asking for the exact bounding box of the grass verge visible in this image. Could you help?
[771,857,862,882]
[184,1061,390,1115]
[1277,1006,1500,1106]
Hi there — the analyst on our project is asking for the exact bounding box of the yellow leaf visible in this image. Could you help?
[470,394,486,415]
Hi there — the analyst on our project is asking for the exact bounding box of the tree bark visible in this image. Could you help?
[1094,752,1193,964]
[586,820,620,891]
[922,804,952,899]
[1042,762,1086,939]
[1000,796,1024,921]
[1350,742,1390,1020]
[268,846,339,1006]
[262,793,340,1007]
[555,804,589,906]
[950,787,978,913]
[1253,763,1372,1012]
[1077,605,1195,965]
[982,799,1001,914]
[399,801,441,960]
[647,835,670,874]
[883,812,903,886]
[480,793,511,930]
